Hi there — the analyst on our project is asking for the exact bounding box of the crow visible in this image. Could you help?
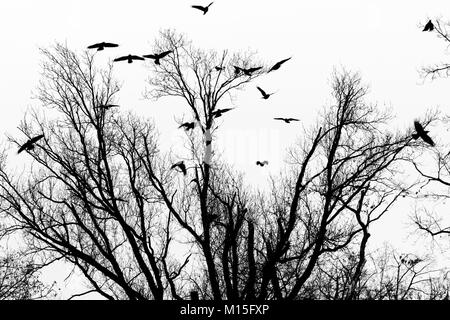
[87,42,119,51]
[212,108,234,118]
[171,161,187,175]
[179,122,195,131]
[94,104,119,110]
[18,134,44,154]
[143,50,173,65]
[113,55,145,64]
[215,66,224,71]
[268,57,292,73]
[257,86,275,99]
[274,117,300,123]
[412,120,435,146]
[191,2,214,15]
[423,20,434,32]
[256,160,269,167]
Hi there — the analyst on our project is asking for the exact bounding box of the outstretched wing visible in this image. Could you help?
[29,134,45,144]
[247,66,262,73]
[257,86,266,96]
[414,121,424,134]
[273,118,285,121]
[421,133,435,146]
[114,56,128,62]
[143,54,158,59]
[87,43,102,49]
[103,42,119,48]
[288,118,300,122]
[17,142,30,154]
[157,50,173,59]
[130,55,145,60]
[277,57,291,66]
[207,2,214,7]
[192,5,205,11]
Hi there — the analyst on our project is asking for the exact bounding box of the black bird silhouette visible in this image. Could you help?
[268,57,292,73]
[212,108,234,118]
[143,50,173,65]
[18,134,44,154]
[274,117,300,123]
[256,160,269,167]
[113,55,145,64]
[233,66,243,75]
[179,122,195,131]
[423,20,434,32]
[191,2,213,15]
[87,42,119,51]
[171,161,187,175]
[215,66,224,71]
[412,121,435,146]
[241,66,263,76]
[95,104,119,110]
[257,86,275,99]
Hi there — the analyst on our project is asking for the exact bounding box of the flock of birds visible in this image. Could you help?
[16,15,438,178]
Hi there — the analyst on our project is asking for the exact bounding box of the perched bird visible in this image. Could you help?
[423,20,434,32]
[87,42,119,51]
[171,161,187,175]
[113,55,145,64]
[18,134,45,154]
[257,86,275,99]
[240,66,263,76]
[268,57,292,73]
[274,117,300,123]
[143,50,173,65]
[215,66,224,71]
[95,104,119,110]
[412,120,435,146]
[191,2,214,15]
[179,122,195,131]
[256,160,269,167]
[212,108,234,118]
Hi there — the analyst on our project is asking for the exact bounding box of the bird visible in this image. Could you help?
[240,66,263,76]
[94,104,119,110]
[143,50,173,65]
[215,66,224,71]
[179,122,195,131]
[274,117,300,123]
[233,66,243,75]
[87,42,119,51]
[171,161,187,175]
[256,160,269,167]
[113,55,145,64]
[423,20,434,32]
[191,2,213,15]
[257,86,276,99]
[268,57,292,73]
[412,120,435,146]
[212,108,234,118]
[18,134,45,154]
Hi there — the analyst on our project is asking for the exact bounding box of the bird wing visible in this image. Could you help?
[29,134,45,144]
[256,161,261,165]
[17,143,29,154]
[130,55,145,60]
[288,118,300,121]
[103,42,119,48]
[421,133,435,146]
[114,56,128,62]
[221,108,233,113]
[143,54,158,59]
[273,118,284,121]
[208,2,214,7]
[277,57,292,65]
[192,5,205,10]
[247,67,262,73]
[87,43,101,49]
[157,50,172,58]
[257,86,266,96]
[414,121,424,134]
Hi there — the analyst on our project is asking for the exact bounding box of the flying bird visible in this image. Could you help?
[171,161,187,175]
[241,66,263,76]
[212,108,234,118]
[257,86,275,99]
[268,57,292,73]
[18,134,44,154]
[412,121,435,146]
[143,50,173,65]
[179,122,195,131]
[256,160,269,167]
[87,42,119,51]
[274,117,300,123]
[233,66,243,75]
[95,104,119,110]
[113,55,145,64]
[215,66,224,71]
[423,20,434,32]
[191,2,214,15]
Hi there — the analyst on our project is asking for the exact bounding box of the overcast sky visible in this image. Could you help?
[1,0,450,298]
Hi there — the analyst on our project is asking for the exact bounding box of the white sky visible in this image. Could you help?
[1,0,450,298]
